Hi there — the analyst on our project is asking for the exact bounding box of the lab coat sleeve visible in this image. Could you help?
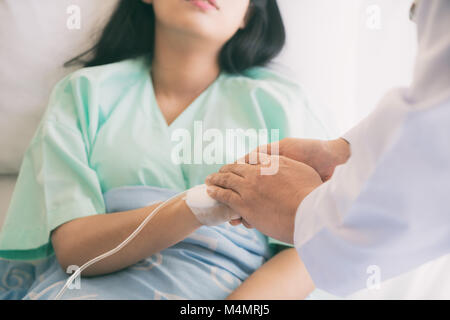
[293,102,450,297]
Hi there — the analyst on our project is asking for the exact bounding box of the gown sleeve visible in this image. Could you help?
[0,76,105,261]
[294,101,450,296]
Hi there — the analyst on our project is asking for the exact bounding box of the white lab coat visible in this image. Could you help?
[294,0,450,297]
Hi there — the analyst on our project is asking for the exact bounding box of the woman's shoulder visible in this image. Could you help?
[62,56,150,90]
[42,57,150,135]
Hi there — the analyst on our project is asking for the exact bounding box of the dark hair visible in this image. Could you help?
[66,0,285,74]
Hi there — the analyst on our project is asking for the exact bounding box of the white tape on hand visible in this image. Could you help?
[184,184,241,226]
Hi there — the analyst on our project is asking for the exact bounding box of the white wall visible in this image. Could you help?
[275,0,417,137]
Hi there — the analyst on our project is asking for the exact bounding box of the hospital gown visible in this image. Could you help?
[0,56,327,299]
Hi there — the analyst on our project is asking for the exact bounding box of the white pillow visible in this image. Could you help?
[0,0,118,174]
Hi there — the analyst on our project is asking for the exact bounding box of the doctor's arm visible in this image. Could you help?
[295,108,450,296]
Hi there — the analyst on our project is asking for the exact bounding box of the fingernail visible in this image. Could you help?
[206,186,214,195]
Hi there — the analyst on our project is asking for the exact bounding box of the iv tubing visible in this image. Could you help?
[53,189,189,300]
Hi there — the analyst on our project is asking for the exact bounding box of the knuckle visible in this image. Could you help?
[219,164,232,173]
[208,173,218,183]
[221,173,230,185]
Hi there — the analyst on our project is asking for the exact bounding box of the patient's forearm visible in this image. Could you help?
[51,198,201,276]
[226,248,315,300]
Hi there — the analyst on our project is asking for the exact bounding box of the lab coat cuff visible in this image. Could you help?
[341,125,359,145]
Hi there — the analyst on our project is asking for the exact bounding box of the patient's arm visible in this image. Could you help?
[51,198,201,276]
[226,248,315,300]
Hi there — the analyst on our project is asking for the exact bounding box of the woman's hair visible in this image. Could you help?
[66,0,286,74]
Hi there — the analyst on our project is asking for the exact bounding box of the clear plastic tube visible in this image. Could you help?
[53,189,189,300]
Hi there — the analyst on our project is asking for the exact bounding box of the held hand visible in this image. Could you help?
[206,154,323,244]
[251,138,351,182]
[226,137,350,229]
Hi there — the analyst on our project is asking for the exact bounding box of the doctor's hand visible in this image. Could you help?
[252,138,351,181]
[205,154,323,244]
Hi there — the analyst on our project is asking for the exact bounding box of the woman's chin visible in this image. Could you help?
[168,20,231,45]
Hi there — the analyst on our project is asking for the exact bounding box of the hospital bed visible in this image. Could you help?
[1,0,449,300]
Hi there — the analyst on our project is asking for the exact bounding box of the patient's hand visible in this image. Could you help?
[251,138,351,181]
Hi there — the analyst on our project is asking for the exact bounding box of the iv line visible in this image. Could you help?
[53,189,189,300]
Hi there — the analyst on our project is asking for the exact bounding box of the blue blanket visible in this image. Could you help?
[0,186,272,300]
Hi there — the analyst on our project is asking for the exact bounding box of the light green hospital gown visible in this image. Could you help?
[0,57,328,260]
